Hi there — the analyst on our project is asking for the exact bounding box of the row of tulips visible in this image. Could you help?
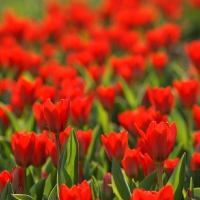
[1,0,200,199]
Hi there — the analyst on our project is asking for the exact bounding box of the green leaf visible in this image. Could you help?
[29,178,46,200]
[182,189,190,200]
[12,194,34,200]
[48,185,58,200]
[90,176,100,199]
[111,158,131,200]
[58,129,78,188]
[26,168,35,192]
[169,143,183,159]
[96,101,109,133]
[43,174,53,196]
[84,125,100,178]
[168,153,186,200]
[0,181,13,200]
[189,177,194,199]
[170,109,188,149]
[0,103,22,132]
[138,170,157,190]
[194,188,200,200]
[26,112,35,132]
[119,77,137,109]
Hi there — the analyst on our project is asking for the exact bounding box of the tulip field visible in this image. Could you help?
[1,0,200,199]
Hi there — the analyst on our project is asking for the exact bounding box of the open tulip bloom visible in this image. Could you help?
[1,0,200,199]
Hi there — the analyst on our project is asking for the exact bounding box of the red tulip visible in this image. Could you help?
[135,121,177,163]
[140,153,157,177]
[102,173,112,199]
[0,104,12,129]
[0,171,12,195]
[190,152,200,170]
[131,184,174,200]
[11,132,35,168]
[43,99,70,134]
[193,131,200,152]
[97,85,116,111]
[149,86,174,115]
[33,102,48,131]
[193,105,200,130]
[121,148,140,179]
[101,131,128,161]
[149,52,168,73]
[164,158,180,175]
[11,167,23,194]
[173,79,198,108]
[32,132,49,167]
[76,129,92,160]
[59,180,92,200]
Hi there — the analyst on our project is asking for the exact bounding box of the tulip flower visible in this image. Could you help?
[11,167,23,194]
[97,85,116,111]
[131,184,174,200]
[59,180,92,200]
[190,152,200,170]
[135,121,177,164]
[193,105,200,130]
[173,79,198,108]
[11,132,35,168]
[102,173,112,200]
[121,148,140,179]
[101,131,128,161]
[43,98,70,134]
[0,171,12,195]
[193,131,200,152]
[149,86,174,115]
[164,158,180,175]
[33,102,48,131]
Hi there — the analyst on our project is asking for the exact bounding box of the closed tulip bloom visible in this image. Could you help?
[190,152,200,170]
[43,99,70,134]
[59,180,92,200]
[149,86,174,115]
[97,85,116,111]
[193,131,200,152]
[33,102,48,131]
[32,132,49,167]
[102,173,112,200]
[131,184,174,200]
[11,167,23,194]
[135,121,177,163]
[0,171,12,195]
[11,132,35,168]
[121,148,140,179]
[173,79,198,108]
[193,105,200,130]
[101,131,128,161]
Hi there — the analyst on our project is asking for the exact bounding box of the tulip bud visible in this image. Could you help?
[103,173,112,200]
[11,167,23,194]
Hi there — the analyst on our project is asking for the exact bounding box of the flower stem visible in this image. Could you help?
[23,168,27,194]
[37,167,42,180]
[56,133,61,160]
[157,163,163,190]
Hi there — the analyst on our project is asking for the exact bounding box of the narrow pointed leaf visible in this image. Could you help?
[12,194,34,200]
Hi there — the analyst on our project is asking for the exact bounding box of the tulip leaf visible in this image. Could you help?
[170,109,188,149]
[29,178,46,200]
[111,158,131,200]
[0,180,13,200]
[26,168,35,192]
[189,177,194,199]
[12,194,34,200]
[168,153,186,200]
[48,185,58,200]
[26,112,35,132]
[169,143,183,159]
[0,102,22,132]
[58,129,78,188]
[138,170,157,190]
[96,101,109,133]
[119,77,137,109]
[90,175,100,199]
[43,174,53,196]
[84,125,100,179]
[194,188,200,199]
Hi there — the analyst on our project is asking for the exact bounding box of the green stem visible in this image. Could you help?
[157,163,163,190]
[56,133,61,160]
[37,167,42,180]
[23,168,27,194]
